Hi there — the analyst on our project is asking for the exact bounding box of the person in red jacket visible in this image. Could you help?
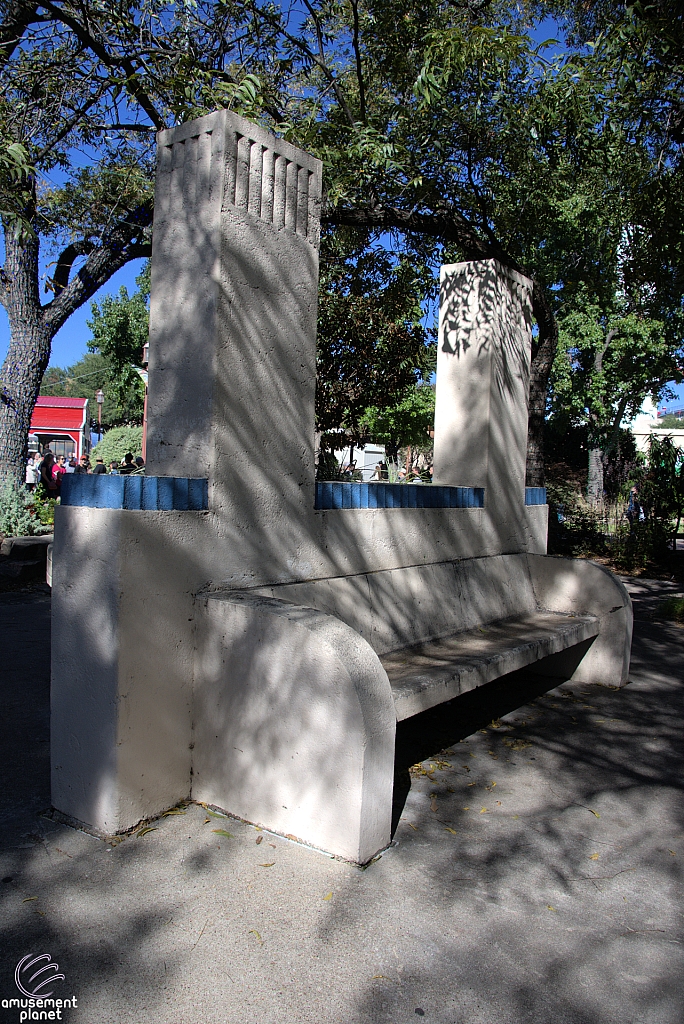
[52,454,68,493]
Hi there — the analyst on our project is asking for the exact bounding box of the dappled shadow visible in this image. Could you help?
[2,591,682,1023]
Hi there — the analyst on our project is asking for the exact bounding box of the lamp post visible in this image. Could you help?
[95,388,104,441]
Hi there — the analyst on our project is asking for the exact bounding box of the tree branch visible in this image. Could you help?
[350,0,366,124]
[43,200,153,334]
[0,0,39,67]
[39,0,165,129]
[49,241,94,295]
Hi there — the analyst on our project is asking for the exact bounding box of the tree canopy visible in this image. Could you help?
[1,0,682,490]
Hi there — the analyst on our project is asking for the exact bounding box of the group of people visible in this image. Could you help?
[25,450,145,497]
[370,462,434,483]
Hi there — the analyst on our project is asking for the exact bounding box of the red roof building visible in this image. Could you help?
[30,396,89,460]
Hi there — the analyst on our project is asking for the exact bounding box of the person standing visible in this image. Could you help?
[40,451,58,498]
[118,453,136,475]
[25,453,40,491]
[92,457,106,475]
[75,455,90,474]
[52,454,68,493]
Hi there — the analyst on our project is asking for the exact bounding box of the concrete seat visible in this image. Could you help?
[383,611,600,721]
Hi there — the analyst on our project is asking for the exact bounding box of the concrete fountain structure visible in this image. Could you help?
[51,109,632,863]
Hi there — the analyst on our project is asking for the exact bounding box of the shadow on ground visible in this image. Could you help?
[0,580,682,1024]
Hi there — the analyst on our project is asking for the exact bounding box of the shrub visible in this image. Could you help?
[91,426,143,468]
[0,482,42,537]
[657,596,684,622]
[29,485,57,527]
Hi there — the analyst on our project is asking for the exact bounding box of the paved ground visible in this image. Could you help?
[0,576,682,1024]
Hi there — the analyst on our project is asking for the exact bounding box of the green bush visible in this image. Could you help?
[91,426,143,469]
[29,485,57,527]
[657,596,684,622]
[0,482,43,537]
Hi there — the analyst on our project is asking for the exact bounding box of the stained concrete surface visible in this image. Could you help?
[0,577,682,1024]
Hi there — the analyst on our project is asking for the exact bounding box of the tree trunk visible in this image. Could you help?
[587,448,604,504]
[0,224,52,489]
[526,282,558,488]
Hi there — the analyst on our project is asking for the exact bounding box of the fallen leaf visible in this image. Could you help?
[547,905,557,912]
[206,809,228,819]
[490,719,502,729]
[590,853,600,860]
[512,815,519,820]
[322,892,333,901]
[407,822,418,831]
[467,782,476,787]
[162,809,186,816]
[35,910,46,917]
[503,737,532,751]
[256,836,263,845]
[469,753,476,758]
[588,809,601,818]
[204,818,211,824]
[444,827,458,835]
[136,826,158,837]
[496,801,502,806]
[372,975,389,980]
[430,796,438,812]
[480,807,488,814]
[668,850,676,856]
[22,896,38,903]
[446,787,455,793]
[463,806,470,811]
[259,862,275,868]
[491,781,496,787]
[212,829,234,838]
[248,929,263,944]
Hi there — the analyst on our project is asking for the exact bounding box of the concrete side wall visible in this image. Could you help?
[51,507,123,830]
[51,506,199,833]
[526,554,633,686]
[193,592,396,863]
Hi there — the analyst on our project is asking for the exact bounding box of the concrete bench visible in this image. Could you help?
[193,553,631,864]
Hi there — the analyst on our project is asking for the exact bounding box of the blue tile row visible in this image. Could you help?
[60,474,208,511]
[315,482,485,510]
[525,487,547,506]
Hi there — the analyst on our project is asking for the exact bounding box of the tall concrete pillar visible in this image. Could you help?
[145,109,322,551]
[433,259,534,545]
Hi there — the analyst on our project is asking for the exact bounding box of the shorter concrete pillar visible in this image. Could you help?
[433,259,534,548]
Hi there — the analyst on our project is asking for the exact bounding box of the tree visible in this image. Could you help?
[360,384,435,463]
[3,0,683,493]
[315,227,434,450]
[550,295,682,502]
[40,351,143,426]
[0,0,283,486]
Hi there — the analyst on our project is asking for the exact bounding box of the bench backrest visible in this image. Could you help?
[252,553,538,655]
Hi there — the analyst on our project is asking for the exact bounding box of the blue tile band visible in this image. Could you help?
[314,482,484,510]
[60,475,209,511]
[525,487,547,506]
